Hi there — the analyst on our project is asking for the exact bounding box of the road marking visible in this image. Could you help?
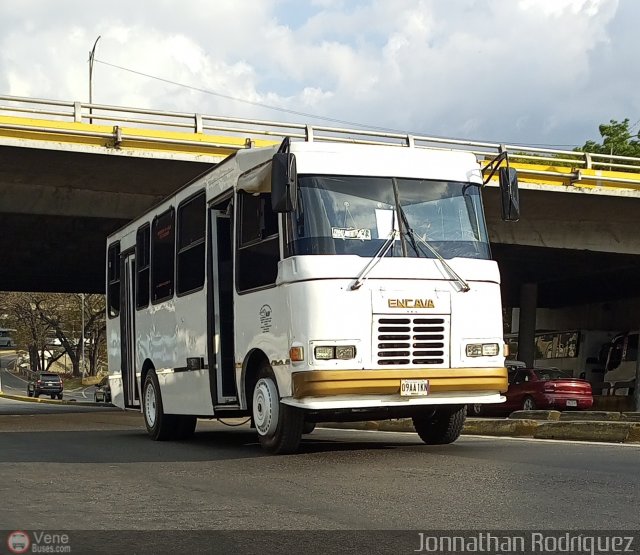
[319,426,640,448]
[463,433,640,448]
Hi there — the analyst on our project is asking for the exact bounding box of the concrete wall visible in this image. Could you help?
[511,297,640,332]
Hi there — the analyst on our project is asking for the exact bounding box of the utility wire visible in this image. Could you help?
[95,58,393,131]
[95,57,584,149]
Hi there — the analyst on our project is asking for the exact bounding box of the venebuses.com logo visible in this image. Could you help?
[6,531,30,554]
[6,530,71,553]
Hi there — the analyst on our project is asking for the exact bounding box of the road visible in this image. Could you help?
[0,397,638,537]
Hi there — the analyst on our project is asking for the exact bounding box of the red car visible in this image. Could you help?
[469,366,593,415]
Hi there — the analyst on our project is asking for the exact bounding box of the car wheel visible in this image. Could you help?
[522,396,537,411]
[57,394,63,400]
[34,391,39,399]
[303,421,316,434]
[27,390,33,397]
[413,405,466,445]
[252,362,303,454]
[467,403,483,417]
[50,394,56,399]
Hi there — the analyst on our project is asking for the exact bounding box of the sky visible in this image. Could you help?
[0,0,638,148]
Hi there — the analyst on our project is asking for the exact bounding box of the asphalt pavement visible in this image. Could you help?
[0,399,639,533]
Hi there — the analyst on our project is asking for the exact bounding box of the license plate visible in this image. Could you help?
[400,379,430,396]
[566,400,577,407]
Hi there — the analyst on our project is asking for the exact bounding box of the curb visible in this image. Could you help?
[534,421,637,443]
[0,390,100,407]
[319,417,640,444]
[558,411,622,422]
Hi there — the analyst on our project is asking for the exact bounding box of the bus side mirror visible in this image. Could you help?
[271,153,297,213]
[499,167,519,222]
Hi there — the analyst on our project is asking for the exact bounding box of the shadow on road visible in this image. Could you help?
[0,425,428,464]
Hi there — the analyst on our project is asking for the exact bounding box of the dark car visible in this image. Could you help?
[469,366,593,415]
[94,377,111,403]
[27,372,64,399]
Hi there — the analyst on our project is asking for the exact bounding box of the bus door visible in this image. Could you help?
[120,252,140,408]
[209,208,238,405]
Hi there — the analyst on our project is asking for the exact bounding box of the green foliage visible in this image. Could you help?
[576,118,640,158]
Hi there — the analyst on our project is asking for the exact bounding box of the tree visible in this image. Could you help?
[0,292,106,377]
[0,293,66,373]
[576,118,640,158]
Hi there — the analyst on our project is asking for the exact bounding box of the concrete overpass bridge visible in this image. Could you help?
[2,94,640,312]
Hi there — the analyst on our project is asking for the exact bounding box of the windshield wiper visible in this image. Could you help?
[408,229,471,292]
[350,230,398,290]
[391,178,471,293]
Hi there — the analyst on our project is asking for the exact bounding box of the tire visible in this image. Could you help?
[27,390,33,398]
[34,391,39,399]
[50,394,56,400]
[57,393,63,400]
[522,396,537,411]
[143,371,196,441]
[143,371,177,441]
[412,405,466,445]
[467,403,483,417]
[252,362,304,454]
[303,421,316,434]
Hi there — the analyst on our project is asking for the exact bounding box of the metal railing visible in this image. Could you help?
[2,93,640,179]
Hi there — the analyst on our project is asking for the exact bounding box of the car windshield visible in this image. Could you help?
[286,175,490,259]
[533,369,571,381]
[40,374,60,381]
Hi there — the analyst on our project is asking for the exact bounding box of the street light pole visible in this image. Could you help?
[88,36,101,124]
[81,293,85,377]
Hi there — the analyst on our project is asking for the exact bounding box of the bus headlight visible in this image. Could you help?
[314,346,335,360]
[314,345,357,361]
[466,343,500,357]
[335,345,356,360]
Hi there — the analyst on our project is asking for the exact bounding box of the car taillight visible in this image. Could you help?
[544,383,556,392]
[36,380,42,385]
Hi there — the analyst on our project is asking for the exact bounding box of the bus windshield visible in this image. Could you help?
[286,175,491,259]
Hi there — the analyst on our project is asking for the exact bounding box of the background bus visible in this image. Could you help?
[0,328,16,348]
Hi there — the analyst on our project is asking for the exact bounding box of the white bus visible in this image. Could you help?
[106,133,519,454]
[0,328,16,348]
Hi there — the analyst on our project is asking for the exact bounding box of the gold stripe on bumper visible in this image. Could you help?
[291,367,508,399]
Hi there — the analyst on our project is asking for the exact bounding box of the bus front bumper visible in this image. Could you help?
[284,368,507,410]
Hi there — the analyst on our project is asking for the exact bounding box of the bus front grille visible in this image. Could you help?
[374,315,449,367]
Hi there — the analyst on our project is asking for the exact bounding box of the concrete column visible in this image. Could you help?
[517,283,538,367]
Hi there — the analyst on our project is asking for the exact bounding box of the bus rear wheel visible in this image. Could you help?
[412,405,466,445]
[143,371,196,441]
[252,363,303,454]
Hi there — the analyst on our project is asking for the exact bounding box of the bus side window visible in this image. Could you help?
[151,208,176,303]
[608,337,624,370]
[136,224,150,309]
[107,241,120,317]
[236,191,279,292]
[177,191,206,295]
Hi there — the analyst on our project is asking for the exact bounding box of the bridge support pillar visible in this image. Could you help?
[517,283,538,367]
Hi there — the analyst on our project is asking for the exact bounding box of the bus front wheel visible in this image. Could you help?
[252,363,303,454]
[412,405,466,445]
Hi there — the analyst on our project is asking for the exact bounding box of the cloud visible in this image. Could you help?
[0,0,635,146]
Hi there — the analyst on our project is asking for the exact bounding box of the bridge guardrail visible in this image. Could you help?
[1,94,640,188]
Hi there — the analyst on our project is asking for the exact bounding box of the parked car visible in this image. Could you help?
[468,365,593,416]
[27,372,64,399]
[94,377,111,403]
